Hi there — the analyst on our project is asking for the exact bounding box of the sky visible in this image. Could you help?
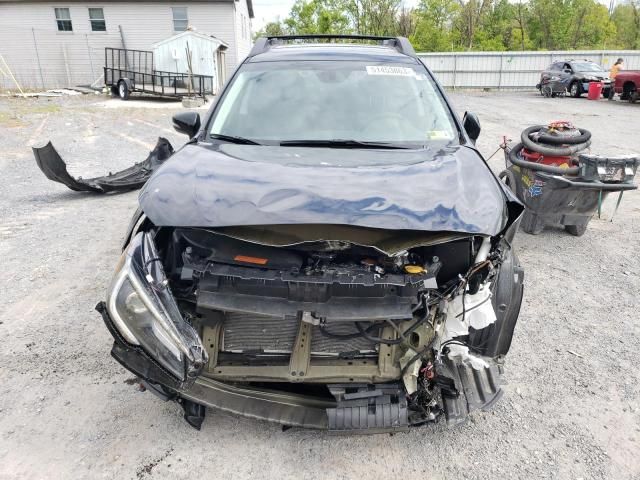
[251,0,419,31]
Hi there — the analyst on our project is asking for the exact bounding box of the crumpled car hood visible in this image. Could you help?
[139,143,509,235]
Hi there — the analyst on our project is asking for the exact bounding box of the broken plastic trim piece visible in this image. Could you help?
[181,399,206,430]
[438,355,503,426]
[32,137,174,193]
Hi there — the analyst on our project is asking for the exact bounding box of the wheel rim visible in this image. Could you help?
[119,84,125,97]
[570,84,577,96]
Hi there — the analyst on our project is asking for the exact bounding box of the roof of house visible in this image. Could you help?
[152,30,229,49]
[0,0,254,18]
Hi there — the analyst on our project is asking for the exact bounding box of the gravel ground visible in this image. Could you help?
[0,92,639,480]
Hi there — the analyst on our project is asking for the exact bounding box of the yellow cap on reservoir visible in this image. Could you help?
[404,265,425,274]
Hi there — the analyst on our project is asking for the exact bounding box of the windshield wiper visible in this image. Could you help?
[279,139,412,150]
[211,133,262,145]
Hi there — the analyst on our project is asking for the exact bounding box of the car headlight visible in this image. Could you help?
[106,232,207,382]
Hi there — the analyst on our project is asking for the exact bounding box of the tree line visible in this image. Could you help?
[254,0,640,51]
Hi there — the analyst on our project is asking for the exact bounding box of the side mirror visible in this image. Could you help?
[462,111,481,142]
[172,111,201,138]
[563,68,572,74]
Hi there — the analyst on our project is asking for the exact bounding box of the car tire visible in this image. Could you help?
[521,211,545,235]
[569,81,581,98]
[630,91,639,104]
[118,80,130,101]
[565,224,588,236]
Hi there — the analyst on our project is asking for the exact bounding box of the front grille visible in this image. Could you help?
[221,312,377,355]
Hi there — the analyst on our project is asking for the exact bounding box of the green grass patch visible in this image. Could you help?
[25,103,61,114]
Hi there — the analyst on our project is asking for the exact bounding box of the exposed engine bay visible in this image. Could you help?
[99,222,523,432]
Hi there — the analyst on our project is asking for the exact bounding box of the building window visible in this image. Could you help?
[172,7,188,31]
[89,8,106,32]
[55,7,73,31]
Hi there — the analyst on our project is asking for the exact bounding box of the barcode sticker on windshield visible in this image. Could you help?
[366,66,415,77]
[427,130,452,140]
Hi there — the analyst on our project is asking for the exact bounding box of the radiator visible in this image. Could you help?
[221,312,377,355]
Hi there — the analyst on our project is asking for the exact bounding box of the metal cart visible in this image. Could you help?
[501,146,639,236]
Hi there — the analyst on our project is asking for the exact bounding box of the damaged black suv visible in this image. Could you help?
[97,35,525,432]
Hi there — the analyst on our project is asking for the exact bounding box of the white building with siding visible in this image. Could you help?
[0,0,254,90]
[152,31,228,93]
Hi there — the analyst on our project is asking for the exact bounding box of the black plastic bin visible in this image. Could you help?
[501,149,639,236]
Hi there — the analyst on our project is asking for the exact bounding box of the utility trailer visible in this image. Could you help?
[104,47,213,101]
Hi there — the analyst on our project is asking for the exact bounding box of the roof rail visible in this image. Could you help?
[248,34,417,58]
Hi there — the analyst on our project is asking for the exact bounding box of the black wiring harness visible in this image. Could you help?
[318,258,496,360]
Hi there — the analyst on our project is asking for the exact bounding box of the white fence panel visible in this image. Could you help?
[418,50,640,89]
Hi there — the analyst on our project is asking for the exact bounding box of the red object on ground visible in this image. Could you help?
[587,81,603,100]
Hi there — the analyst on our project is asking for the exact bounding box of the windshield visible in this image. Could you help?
[572,62,603,72]
[209,61,458,147]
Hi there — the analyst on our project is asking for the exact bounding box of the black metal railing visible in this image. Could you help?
[104,47,213,99]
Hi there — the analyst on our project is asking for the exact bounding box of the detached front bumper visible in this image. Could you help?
[32,138,174,194]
